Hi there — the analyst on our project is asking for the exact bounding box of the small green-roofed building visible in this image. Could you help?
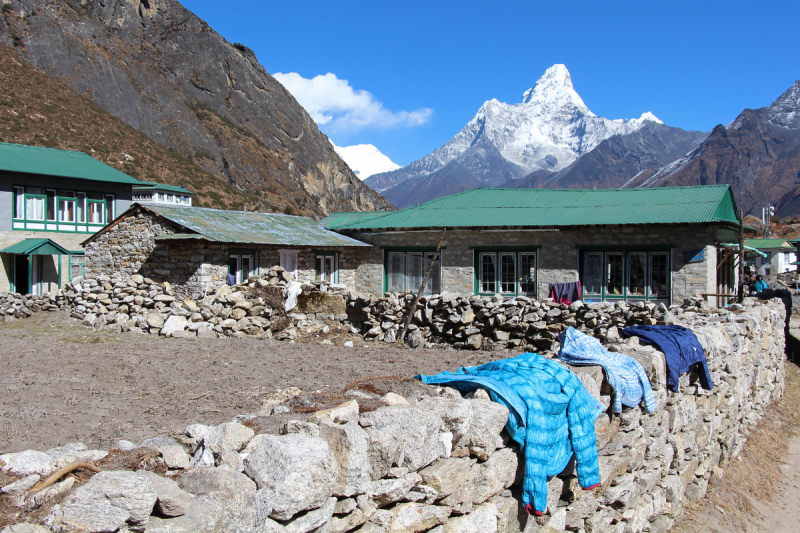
[744,238,797,275]
[82,203,372,299]
[320,211,392,230]
[327,185,743,306]
[0,142,146,294]
[132,182,195,207]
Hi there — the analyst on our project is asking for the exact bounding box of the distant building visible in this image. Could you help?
[132,182,194,206]
[743,238,797,275]
[0,142,144,294]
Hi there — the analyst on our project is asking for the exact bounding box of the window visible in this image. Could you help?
[580,250,671,301]
[583,253,603,295]
[229,253,255,284]
[519,253,537,296]
[386,250,441,294]
[475,250,537,296]
[280,250,298,279]
[77,193,86,223]
[58,191,77,223]
[105,195,115,221]
[88,193,104,224]
[13,187,24,219]
[479,253,496,294]
[316,253,338,283]
[70,254,85,280]
[46,190,56,221]
[25,187,45,221]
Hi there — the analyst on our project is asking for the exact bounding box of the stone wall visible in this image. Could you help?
[0,298,786,533]
[348,225,725,304]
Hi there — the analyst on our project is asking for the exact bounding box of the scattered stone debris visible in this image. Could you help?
[0,298,786,532]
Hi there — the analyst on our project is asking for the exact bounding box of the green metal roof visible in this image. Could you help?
[0,142,144,185]
[129,204,371,247]
[334,185,741,231]
[743,238,794,250]
[0,238,70,255]
[321,211,392,229]
[133,182,195,195]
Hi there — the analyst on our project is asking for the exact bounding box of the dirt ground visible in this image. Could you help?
[0,311,509,454]
[673,360,800,532]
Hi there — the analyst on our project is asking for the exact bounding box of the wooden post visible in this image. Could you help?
[738,210,745,303]
[396,230,446,345]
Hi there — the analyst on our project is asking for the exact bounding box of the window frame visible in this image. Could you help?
[578,247,672,303]
[229,250,258,285]
[279,249,299,280]
[314,251,339,284]
[472,247,540,297]
[11,184,114,232]
[382,247,443,295]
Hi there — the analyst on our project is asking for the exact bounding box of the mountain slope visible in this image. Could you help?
[367,64,666,208]
[629,81,800,216]
[0,0,392,217]
[507,122,708,190]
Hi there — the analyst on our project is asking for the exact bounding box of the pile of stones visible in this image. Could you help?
[347,292,683,351]
[0,297,786,533]
[0,292,59,321]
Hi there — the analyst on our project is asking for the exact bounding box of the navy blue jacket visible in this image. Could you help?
[621,325,712,393]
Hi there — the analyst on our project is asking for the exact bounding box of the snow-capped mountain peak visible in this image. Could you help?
[521,64,593,116]
[331,141,400,180]
[627,111,664,128]
[767,80,800,129]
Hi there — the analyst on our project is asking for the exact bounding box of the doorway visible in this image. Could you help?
[14,254,29,294]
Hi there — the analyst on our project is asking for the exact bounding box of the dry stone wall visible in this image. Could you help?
[0,296,787,533]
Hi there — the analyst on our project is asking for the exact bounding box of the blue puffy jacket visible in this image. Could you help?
[417,353,603,515]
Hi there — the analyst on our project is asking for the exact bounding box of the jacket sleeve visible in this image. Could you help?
[566,380,601,490]
[522,402,552,515]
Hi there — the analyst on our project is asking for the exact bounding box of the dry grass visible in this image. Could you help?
[673,361,800,532]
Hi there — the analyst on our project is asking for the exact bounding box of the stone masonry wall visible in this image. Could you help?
[0,297,786,533]
[349,225,723,304]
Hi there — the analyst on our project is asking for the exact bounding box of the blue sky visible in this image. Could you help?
[182,0,800,166]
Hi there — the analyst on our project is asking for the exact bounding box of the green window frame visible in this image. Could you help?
[11,185,114,233]
[69,253,85,281]
[578,248,672,302]
[383,248,442,294]
[314,251,339,284]
[472,247,539,297]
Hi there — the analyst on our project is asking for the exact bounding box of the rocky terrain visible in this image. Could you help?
[0,296,786,532]
[0,0,392,218]
[626,81,800,217]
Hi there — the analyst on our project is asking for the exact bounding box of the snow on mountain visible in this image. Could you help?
[365,64,662,193]
[331,142,400,180]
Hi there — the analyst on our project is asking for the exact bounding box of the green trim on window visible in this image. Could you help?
[472,249,538,298]
[577,244,674,252]
[470,245,542,251]
[578,249,672,303]
[12,183,115,233]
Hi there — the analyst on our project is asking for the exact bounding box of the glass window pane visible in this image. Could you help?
[228,255,239,283]
[584,253,603,294]
[105,195,114,222]
[88,202,103,224]
[407,253,423,292]
[241,256,252,283]
[519,253,536,296]
[424,252,441,294]
[628,253,647,296]
[58,199,76,223]
[325,257,335,283]
[606,253,624,296]
[480,253,496,294]
[316,256,324,281]
[26,196,44,221]
[46,190,56,221]
[27,187,44,195]
[388,253,405,292]
[13,187,24,219]
[500,253,516,293]
[77,193,85,223]
[650,253,669,298]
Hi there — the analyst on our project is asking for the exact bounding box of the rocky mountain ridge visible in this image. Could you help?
[0,0,392,217]
[367,64,690,208]
[629,81,800,216]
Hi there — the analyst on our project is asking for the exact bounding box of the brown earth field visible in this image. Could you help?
[0,311,506,454]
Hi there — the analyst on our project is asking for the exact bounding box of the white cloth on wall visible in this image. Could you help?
[283,281,302,312]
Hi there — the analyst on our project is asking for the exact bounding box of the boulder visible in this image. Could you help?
[319,420,372,497]
[385,503,451,533]
[0,450,55,477]
[442,501,498,533]
[310,400,360,424]
[467,399,509,460]
[137,470,194,517]
[284,497,337,533]
[243,434,337,520]
[158,445,191,470]
[368,473,422,506]
[417,397,473,449]
[178,467,256,502]
[419,457,474,497]
[160,315,188,336]
[470,448,518,504]
[296,292,346,315]
[360,405,446,473]
[45,471,157,533]
[203,422,255,453]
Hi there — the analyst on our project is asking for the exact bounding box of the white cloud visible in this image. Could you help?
[273,72,432,132]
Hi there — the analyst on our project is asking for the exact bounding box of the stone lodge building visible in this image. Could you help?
[323,185,743,306]
[82,204,371,299]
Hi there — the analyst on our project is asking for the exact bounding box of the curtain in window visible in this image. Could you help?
[388,253,406,292]
[584,253,603,294]
[480,253,496,294]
